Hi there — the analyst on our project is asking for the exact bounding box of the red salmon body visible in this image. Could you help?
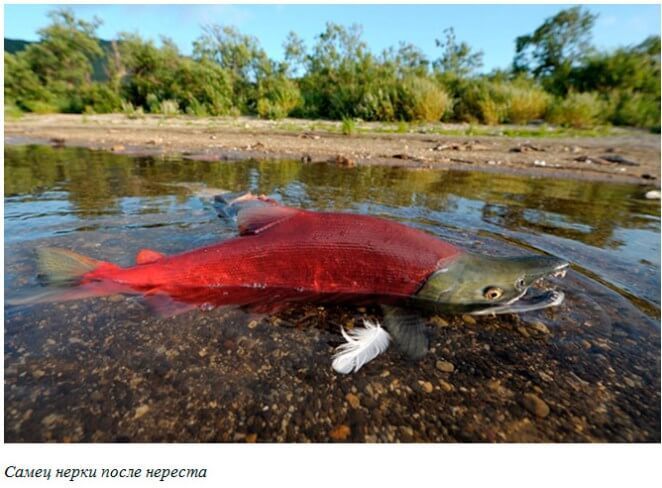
[85,206,462,309]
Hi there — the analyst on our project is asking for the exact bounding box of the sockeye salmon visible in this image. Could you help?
[9,193,569,373]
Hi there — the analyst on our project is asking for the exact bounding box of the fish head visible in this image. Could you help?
[416,253,569,315]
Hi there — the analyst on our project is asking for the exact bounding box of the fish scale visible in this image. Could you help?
[108,209,462,305]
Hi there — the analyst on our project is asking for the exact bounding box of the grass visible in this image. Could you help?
[341,117,357,136]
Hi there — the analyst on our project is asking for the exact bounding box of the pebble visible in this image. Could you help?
[245,433,257,443]
[517,326,530,338]
[645,190,660,200]
[133,404,150,420]
[462,315,477,325]
[111,144,125,152]
[32,369,46,379]
[329,425,351,441]
[247,320,259,329]
[436,360,455,373]
[530,321,550,334]
[522,393,550,418]
[418,381,434,393]
[41,414,63,428]
[438,380,453,392]
[345,393,361,409]
[430,316,449,327]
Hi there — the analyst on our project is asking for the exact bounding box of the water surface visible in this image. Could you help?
[4,145,660,442]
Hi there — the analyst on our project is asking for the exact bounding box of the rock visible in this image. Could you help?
[345,393,360,409]
[430,316,449,328]
[438,379,453,392]
[245,433,257,443]
[418,381,434,393]
[247,320,259,329]
[330,424,351,441]
[42,414,63,428]
[133,404,150,420]
[50,137,66,148]
[522,393,550,418]
[333,155,355,167]
[645,190,661,200]
[462,314,477,325]
[32,369,46,379]
[600,154,638,166]
[436,360,455,373]
[530,321,550,334]
[111,144,125,152]
[517,326,530,338]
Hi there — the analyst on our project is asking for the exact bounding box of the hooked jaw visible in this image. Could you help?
[416,253,570,315]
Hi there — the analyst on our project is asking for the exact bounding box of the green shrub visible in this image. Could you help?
[79,83,122,113]
[159,99,180,116]
[355,87,396,121]
[185,98,209,116]
[256,76,301,119]
[607,90,660,130]
[121,100,145,119]
[22,100,59,114]
[5,102,24,119]
[547,91,606,128]
[506,85,551,124]
[341,116,356,135]
[398,76,451,122]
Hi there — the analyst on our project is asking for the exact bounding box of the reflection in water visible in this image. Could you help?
[5,144,659,311]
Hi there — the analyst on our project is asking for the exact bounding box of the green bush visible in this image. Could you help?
[79,83,122,113]
[256,76,301,119]
[159,99,180,116]
[121,100,145,119]
[5,101,24,119]
[451,79,507,124]
[341,117,356,136]
[355,87,397,121]
[506,84,551,124]
[607,90,660,130]
[546,91,606,128]
[21,100,59,114]
[398,76,451,122]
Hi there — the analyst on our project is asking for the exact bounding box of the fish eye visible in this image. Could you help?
[483,286,504,300]
[516,278,526,289]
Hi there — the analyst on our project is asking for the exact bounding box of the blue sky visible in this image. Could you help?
[3,4,660,72]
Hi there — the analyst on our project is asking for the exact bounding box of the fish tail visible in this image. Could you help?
[6,248,122,306]
[36,247,106,285]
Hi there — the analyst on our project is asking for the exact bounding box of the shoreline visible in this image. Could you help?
[5,114,661,185]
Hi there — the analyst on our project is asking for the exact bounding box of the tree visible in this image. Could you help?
[513,6,597,93]
[282,31,306,77]
[24,8,103,89]
[433,27,483,77]
[193,25,270,111]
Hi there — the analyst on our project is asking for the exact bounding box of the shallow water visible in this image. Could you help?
[4,145,661,442]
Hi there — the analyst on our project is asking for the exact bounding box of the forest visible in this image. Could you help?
[4,7,660,131]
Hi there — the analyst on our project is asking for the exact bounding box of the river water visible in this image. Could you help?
[4,145,660,442]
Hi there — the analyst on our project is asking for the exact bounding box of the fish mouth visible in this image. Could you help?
[472,262,569,315]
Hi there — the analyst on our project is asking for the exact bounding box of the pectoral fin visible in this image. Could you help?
[381,305,429,360]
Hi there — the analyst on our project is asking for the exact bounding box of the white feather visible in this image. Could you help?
[332,319,391,374]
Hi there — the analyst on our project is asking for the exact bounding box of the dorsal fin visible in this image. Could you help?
[237,206,299,235]
[136,249,166,265]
